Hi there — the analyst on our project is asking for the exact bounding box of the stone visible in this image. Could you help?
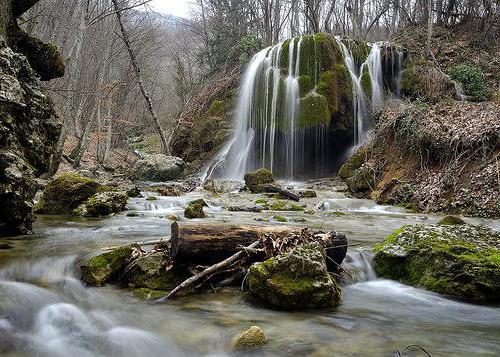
[34,173,100,215]
[247,244,342,310]
[81,246,133,286]
[74,191,128,217]
[131,154,185,182]
[124,252,186,291]
[203,179,243,193]
[0,37,61,235]
[299,189,317,198]
[184,199,208,219]
[438,215,466,226]
[244,169,275,193]
[374,224,500,303]
[233,326,266,350]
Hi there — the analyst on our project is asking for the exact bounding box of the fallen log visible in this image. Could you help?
[170,222,300,263]
[259,183,300,201]
[157,241,261,302]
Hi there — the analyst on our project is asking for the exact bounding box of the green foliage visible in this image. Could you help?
[449,64,488,102]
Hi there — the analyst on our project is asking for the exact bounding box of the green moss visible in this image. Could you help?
[255,198,268,205]
[361,66,372,100]
[438,216,466,226]
[184,202,206,219]
[233,326,266,350]
[244,169,275,193]
[316,63,352,118]
[298,75,313,97]
[34,173,100,215]
[146,196,157,201]
[297,93,330,128]
[206,100,225,116]
[280,39,291,69]
[374,224,500,302]
[346,39,370,65]
[132,288,167,300]
[338,146,367,180]
[81,246,133,286]
[449,64,487,102]
[273,215,287,222]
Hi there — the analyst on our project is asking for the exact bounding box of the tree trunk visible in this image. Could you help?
[426,0,433,57]
[170,222,302,264]
[111,0,169,154]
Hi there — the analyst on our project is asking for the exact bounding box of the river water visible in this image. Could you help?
[1,181,499,356]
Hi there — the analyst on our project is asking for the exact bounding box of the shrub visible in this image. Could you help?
[449,64,487,102]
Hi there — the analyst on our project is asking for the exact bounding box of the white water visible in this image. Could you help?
[203,35,404,181]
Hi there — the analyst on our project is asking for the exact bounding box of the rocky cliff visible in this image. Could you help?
[0,36,61,236]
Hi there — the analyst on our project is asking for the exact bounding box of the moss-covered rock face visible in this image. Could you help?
[233,326,266,350]
[74,191,128,217]
[125,252,187,291]
[374,224,500,303]
[338,146,374,196]
[81,246,133,286]
[244,169,275,193]
[184,199,208,219]
[34,173,101,215]
[297,93,330,128]
[247,244,342,310]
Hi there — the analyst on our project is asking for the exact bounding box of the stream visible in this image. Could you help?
[1,180,499,356]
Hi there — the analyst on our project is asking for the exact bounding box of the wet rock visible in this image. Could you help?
[74,191,128,217]
[299,189,317,198]
[203,179,243,193]
[34,173,100,215]
[132,288,168,300]
[151,185,181,196]
[184,199,207,219]
[125,251,185,291]
[228,205,266,213]
[438,215,466,226]
[81,246,134,286]
[247,244,342,310]
[244,169,274,193]
[167,214,180,221]
[0,37,61,235]
[273,215,287,222]
[233,326,266,350]
[131,154,185,182]
[146,196,158,201]
[374,224,500,303]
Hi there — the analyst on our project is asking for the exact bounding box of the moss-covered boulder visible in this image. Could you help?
[81,246,134,286]
[125,251,187,291]
[374,224,500,303]
[74,191,128,217]
[233,326,266,350]
[438,216,466,226]
[34,173,100,215]
[244,169,275,193]
[247,244,341,310]
[184,199,208,219]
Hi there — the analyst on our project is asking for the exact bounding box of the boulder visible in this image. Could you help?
[74,191,128,217]
[124,251,186,291]
[374,224,500,303]
[0,37,61,235]
[184,199,207,219]
[131,154,185,182]
[203,179,243,193]
[233,326,266,350]
[81,246,134,286]
[34,173,100,215]
[244,169,274,193]
[299,189,317,198]
[437,215,466,226]
[247,244,342,310]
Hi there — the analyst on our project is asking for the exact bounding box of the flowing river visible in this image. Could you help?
[1,180,499,356]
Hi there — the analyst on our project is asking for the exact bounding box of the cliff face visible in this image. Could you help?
[0,37,61,235]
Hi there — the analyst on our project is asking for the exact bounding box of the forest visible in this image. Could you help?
[0,0,499,355]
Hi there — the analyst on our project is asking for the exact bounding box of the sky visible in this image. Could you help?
[149,0,193,18]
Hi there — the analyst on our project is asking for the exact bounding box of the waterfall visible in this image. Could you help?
[203,34,404,182]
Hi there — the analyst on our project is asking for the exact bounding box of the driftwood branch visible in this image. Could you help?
[156,240,260,302]
[259,184,300,201]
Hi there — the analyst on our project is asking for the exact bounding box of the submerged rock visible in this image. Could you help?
[247,244,341,310]
[184,199,207,219]
[374,224,500,303]
[34,173,100,215]
[131,154,185,182]
[233,326,266,350]
[74,191,128,217]
[81,246,134,286]
[437,215,466,226]
[203,179,243,193]
[0,37,61,235]
[244,169,274,193]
